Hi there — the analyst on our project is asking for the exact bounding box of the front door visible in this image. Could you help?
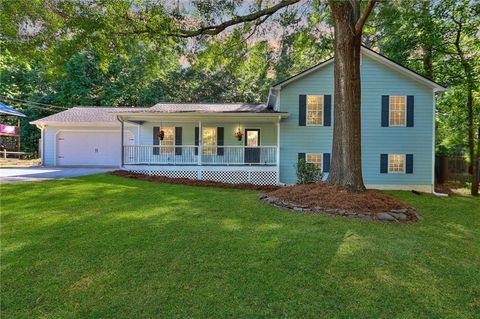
[244,129,260,164]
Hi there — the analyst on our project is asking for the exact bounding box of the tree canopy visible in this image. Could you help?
[1,0,478,192]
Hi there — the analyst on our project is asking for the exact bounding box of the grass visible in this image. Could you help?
[1,174,479,318]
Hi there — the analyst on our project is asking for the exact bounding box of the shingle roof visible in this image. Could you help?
[30,107,146,124]
[31,103,278,124]
[114,103,271,113]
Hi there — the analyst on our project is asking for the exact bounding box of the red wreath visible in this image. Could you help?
[157,129,165,140]
[234,129,243,141]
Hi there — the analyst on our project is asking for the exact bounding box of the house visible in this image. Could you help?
[31,46,446,191]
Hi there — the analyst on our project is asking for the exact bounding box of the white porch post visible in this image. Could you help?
[198,120,202,166]
[120,117,124,167]
[276,117,281,184]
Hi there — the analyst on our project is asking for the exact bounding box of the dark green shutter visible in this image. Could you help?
[194,127,199,155]
[217,127,224,156]
[298,153,305,161]
[380,154,388,173]
[324,95,331,126]
[153,127,159,155]
[323,153,330,173]
[299,95,306,126]
[381,95,389,127]
[406,154,413,173]
[175,127,182,155]
[407,96,414,127]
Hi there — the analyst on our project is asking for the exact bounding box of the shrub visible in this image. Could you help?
[296,159,323,184]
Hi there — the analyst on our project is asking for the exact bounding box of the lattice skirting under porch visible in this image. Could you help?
[127,169,278,185]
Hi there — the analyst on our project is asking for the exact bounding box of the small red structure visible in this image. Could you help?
[0,102,26,157]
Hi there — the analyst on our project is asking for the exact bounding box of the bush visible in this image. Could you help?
[296,159,323,184]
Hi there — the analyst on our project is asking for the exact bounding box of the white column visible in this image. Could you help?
[276,117,281,184]
[120,118,124,167]
[198,120,202,166]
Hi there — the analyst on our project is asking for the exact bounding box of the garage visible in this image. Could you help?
[56,131,134,166]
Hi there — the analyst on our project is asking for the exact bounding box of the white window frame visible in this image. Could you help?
[306,95,324,126]
[202,127,217,156]
[389,95,407,127]
[388,154,406,174]
[159,127,175,154]
[306,153,323,172]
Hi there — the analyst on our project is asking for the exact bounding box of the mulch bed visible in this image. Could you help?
[110,170,281,192]
[262,183,420,223]
[112,170,420,223]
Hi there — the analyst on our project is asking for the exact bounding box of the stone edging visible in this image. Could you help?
[260,194,421,223]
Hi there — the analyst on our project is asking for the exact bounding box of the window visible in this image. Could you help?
[160,127,175,154]
[389,96,406,126]
[306,153,323,171]
[307,95,323,125]
[202,127,217,155]
[388,154,405,173]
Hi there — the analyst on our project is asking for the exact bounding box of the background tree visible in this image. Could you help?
[1,0,478,193]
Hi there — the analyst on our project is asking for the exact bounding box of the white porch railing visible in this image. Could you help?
[123,145,277,165]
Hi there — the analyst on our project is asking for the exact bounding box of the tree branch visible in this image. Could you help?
[355,0,377,35]
[167,0,300,38]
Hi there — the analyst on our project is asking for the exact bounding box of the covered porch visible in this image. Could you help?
[113,108,288,185]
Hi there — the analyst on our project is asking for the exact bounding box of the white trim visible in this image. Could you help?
[53,129,133,166]
[40,126,45,165]
[269,47,446,92]
[305,153,323,172]
[387,154,406,174]
[123,165,277,172]
[113,112,290,119]
[271,59,334,89]
[276,118,280,184]
[306,95,324,126]
[431,93,436,192]
[360,48,446,92]
[366,184,432,193]
[388,95,407,127]
[31,121,123,127]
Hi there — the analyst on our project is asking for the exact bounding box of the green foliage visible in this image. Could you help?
[1,0,478,162]
[296,158,323,184]
[369,0,480,158]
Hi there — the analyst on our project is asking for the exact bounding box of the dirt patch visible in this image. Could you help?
[263,183,420,223]
[110,170,281,192]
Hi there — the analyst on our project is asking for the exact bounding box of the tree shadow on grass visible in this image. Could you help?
[1,174,479,318]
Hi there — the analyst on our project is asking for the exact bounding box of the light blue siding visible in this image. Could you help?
[279,53,434,189]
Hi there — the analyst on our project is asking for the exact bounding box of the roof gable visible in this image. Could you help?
[270,46,446,92]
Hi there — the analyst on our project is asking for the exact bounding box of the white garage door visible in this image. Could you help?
[56,131,134,166]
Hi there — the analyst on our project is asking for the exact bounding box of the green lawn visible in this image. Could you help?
[1,174,479,318]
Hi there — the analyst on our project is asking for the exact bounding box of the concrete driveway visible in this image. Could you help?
[0,167,115,183]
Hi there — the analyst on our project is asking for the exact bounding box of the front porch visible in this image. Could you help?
[115,110,286,185]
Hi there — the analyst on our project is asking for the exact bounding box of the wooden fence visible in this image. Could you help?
[436,155,474,184]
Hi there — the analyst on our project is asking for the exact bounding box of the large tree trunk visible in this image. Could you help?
[327,0,372,191]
